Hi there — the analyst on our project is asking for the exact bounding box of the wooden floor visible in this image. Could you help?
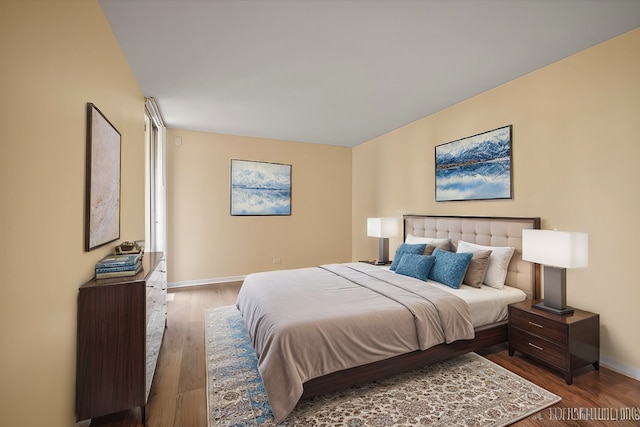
[87,282,640,427]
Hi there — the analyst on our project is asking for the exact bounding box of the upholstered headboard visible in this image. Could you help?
[403,215,540,300]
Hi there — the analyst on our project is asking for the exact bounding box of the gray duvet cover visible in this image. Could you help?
[236,262,474,423]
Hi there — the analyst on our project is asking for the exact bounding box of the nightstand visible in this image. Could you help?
[508,300,599,385]
[358,260,392,265]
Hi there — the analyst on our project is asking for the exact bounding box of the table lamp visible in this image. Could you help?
[522,229,588,315]
[367,217,399,265]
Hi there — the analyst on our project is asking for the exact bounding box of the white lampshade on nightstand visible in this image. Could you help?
[367,217,399,265]
[522,229,588,315]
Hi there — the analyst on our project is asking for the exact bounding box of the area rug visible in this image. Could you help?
[205,306,561,426]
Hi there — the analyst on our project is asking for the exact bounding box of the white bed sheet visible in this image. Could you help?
[368,265,526,328]
[425,280,526,327]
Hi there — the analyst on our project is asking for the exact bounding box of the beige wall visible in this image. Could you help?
[0,3,637,426]
[353,28,640,377]
[166,129,352,283]
[0,1,145,426]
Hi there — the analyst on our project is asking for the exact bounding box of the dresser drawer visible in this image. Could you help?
[510,307,567,343]
[511,331,567,368]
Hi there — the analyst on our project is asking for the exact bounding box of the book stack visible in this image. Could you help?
[95,252,143,279]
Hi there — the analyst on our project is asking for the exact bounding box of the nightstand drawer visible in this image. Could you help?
[511,332,567,368]
[510,308,567,343]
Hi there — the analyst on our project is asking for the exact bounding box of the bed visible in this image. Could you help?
[237,215,540,422]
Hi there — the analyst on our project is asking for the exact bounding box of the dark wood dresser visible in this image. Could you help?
[508,299,599,384]
[76,252,167,422]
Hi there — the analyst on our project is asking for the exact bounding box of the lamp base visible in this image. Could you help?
[533,301,575,316]
[377,238,390,265]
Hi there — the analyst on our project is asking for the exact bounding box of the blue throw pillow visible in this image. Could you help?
[429,248,473,289]
[395,253,435,281]
[389,243,427,271]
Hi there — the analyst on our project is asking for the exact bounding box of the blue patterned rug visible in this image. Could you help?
[205,306,561,426]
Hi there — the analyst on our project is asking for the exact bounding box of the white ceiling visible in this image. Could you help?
[99,0,640,147]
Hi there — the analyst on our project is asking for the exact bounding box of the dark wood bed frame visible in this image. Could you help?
[302,214,540,399]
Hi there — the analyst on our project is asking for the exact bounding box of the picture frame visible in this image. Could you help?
[85,103,121,250]
[435,125,513,202]
[230,159,292,216]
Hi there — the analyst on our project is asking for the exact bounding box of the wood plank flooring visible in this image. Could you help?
[86,283,640,427]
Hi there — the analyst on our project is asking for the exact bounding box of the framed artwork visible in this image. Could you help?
[435,125,512,202]
[230,159,292,216]
[85,103,121,250]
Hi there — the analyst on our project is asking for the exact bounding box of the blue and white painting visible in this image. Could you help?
[231,159,292,215]
[435,125,512,201]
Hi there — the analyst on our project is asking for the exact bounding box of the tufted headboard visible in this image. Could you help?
[403,215,540,300]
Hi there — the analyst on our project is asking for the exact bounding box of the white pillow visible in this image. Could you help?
[405,234,451,251]
[457,240,515,289]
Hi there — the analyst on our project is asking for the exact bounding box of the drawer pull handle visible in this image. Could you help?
[528,321,543,328]
[528,342,544,351]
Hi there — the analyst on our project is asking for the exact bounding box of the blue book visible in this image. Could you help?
[96,253,142,268]
[96,261,142,274]
[96,262,143,279]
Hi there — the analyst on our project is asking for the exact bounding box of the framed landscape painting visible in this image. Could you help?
[85,103,121,250]
[435,125,512,202]
[230,159,292,216]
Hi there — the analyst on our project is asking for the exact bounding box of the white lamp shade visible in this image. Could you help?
[367,217,399,238]
[522,229,588,268]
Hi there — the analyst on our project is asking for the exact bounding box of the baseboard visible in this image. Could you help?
[600,356,640,381]
[168,275,246,289]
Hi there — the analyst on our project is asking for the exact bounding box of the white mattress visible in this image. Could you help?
[425,280,526,327]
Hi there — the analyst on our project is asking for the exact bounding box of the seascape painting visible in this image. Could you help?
[435,125,512,201]
[231,159,292,216]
